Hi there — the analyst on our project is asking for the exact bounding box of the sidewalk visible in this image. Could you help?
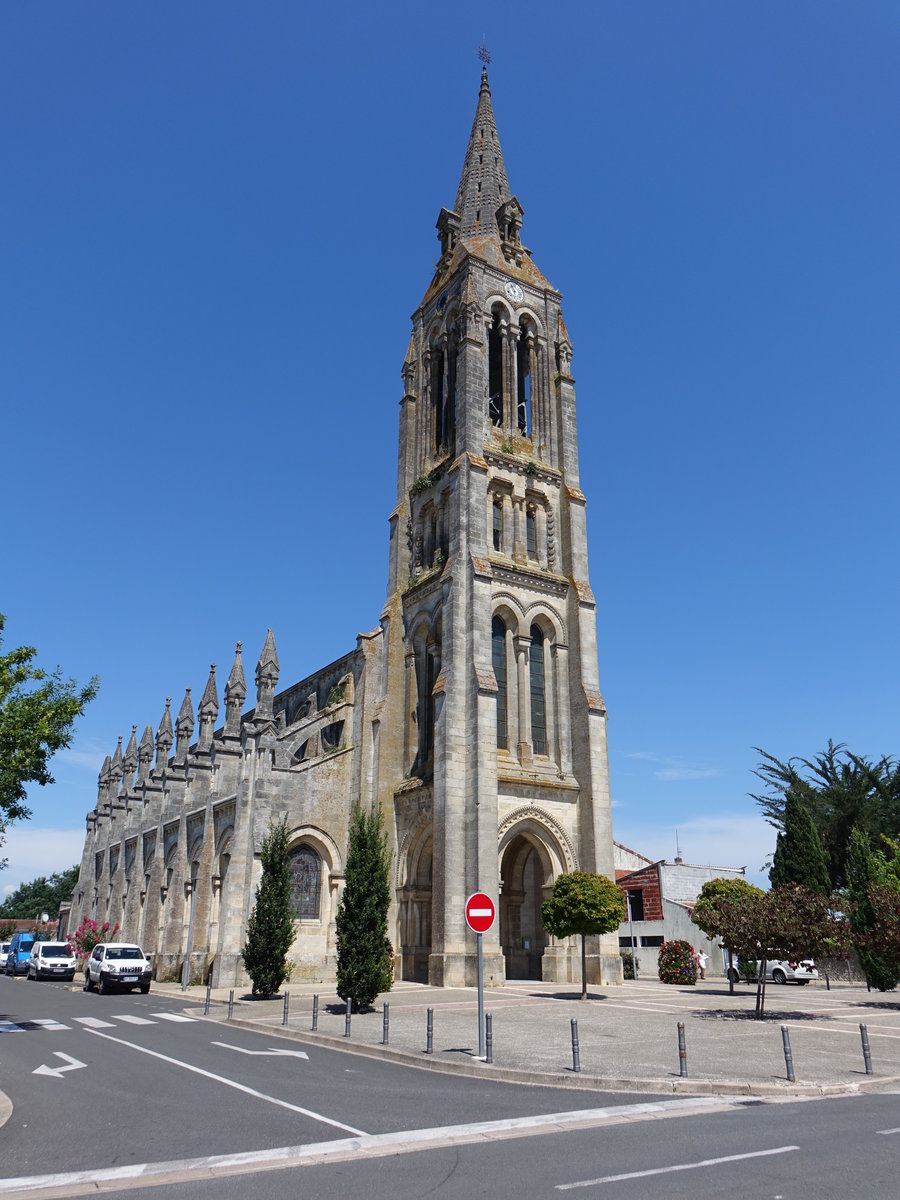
[154,976,900,1098]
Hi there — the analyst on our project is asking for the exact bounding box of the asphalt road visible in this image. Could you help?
[2,974,898,1199]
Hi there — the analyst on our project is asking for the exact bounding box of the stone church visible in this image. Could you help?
[68,67,621,990]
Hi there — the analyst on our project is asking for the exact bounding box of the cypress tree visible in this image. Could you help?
[241,816,295,997]
[769,792,831,893]
[846,826,900,991]
[336,804,393,1010]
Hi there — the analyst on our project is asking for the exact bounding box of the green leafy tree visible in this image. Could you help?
[335,805,392,1010]
[691,880,848,1015]
[0,615,98,826]
[541,871,626,1000]
[752,742,900,889]
[0,866,79,920]
[769,793,831,894]
[846,828,900,991]
[856,886,900,991]
[692,877,766,992]
[241,816,295,997]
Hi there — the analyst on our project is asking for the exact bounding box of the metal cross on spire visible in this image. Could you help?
[478,37,491,67]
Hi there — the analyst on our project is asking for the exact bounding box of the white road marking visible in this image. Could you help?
[0,1022,25,1034]
[212,1041,309,1059]
[32,1018,70,1031]
[0,1096,760,1197]
[84,1028,365,1134]
[73,1016,115,1028]
[110,1013,155,1025]
[877,1127,900,1135]
[150,1012,195,1023]
[555,1144,800,1189]
[32,1052,87,1080]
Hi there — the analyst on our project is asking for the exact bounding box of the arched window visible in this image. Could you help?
[289,846,321,920]
[493,501,503,552]
[492,616,508,750]
[526,507,537,558]
[433,346,445,450]
[517,325,531,436]
[488,314,503,426]
[530,624,547,756]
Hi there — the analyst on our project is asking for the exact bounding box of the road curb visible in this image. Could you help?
[211,1012,895,1099]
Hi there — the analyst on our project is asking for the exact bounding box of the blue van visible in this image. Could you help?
[5,933,36,976]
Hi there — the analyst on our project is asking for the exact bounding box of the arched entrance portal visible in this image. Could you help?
[399,832,432,983]
[499,833,550,980]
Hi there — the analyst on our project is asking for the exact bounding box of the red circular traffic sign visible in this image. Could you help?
[465,892,496,934]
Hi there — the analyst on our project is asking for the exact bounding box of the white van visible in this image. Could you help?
[28,942,77,982]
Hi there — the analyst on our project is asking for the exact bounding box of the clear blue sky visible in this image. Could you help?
[2,3,898,895]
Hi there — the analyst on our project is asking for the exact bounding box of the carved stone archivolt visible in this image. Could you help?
[498,804,577,875]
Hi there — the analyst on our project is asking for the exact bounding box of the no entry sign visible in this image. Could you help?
[465,892,496,934]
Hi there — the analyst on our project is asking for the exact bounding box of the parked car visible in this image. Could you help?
[724,958,818,985]
[5,932,36,976]
[0,942,9,970]
[83,943,152,994]
[28,941,77,982]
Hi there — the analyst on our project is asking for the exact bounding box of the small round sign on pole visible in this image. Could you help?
[465,892,496,934]
[465,892,495,1059]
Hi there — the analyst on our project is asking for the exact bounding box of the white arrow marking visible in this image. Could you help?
[211,1041,309,1060]
[32,1052,87,1079]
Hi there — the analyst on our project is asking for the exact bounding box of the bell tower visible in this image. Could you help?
[379,67,619,989]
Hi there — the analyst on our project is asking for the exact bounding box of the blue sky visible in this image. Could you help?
[2,3,898,895]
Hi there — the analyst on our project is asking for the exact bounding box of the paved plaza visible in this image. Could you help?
[155,976,900,1098]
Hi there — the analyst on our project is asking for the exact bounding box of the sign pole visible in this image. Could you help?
[477,932,485,1058]
[465,891,495,1063]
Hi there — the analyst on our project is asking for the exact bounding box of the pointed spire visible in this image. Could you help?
[121,725,138,795]
[174,687,194,762]
[224,642,246,737]
[176,688,194,735]
[96,754,111,811]
[453,68,511,239]
[109,735,123,780]
[137,724,154,784]
[254,629,280,722]
[155,697,173,771]
[199,665,219,720]
[197,664,219,753]
[123,725,138,772]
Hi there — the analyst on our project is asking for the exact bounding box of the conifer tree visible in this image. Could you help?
[769,792,831,894]
[336,804,392,1010]
[241,816,295,997]
[846,826,900,991]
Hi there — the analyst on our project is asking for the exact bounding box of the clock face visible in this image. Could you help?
[504,281,524,303]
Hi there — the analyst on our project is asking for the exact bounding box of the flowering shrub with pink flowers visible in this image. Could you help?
[657,939,698,986]
[70,917,119,961]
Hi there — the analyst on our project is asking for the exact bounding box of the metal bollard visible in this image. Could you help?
[485,1012,493,1064]
[345,996,352,1037]
[781,1025,795,1082]
[227,989,234,1020]
[382,1003,389,1045]
[311,994,319,1031]
[426,1007,433,1054]
[860,1023,873,1075]
[677,1021,688,1078]
[571,1017,581,1073]
[204,981,211,1016]
[282,991,290,1026]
